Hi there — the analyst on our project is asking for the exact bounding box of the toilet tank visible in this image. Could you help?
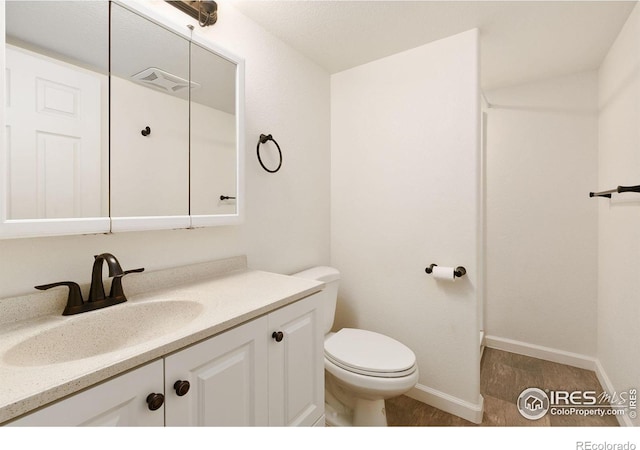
[291,266,340,335]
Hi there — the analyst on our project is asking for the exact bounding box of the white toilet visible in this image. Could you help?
[293,266,419,426]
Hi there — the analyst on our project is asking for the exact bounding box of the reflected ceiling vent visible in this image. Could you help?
[131,67,200,94]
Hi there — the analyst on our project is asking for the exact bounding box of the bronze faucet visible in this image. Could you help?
[35,253,144,315]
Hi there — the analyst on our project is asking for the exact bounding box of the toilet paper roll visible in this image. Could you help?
[432,265,456,281]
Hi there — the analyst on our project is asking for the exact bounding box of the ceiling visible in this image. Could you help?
[232,0,637,90]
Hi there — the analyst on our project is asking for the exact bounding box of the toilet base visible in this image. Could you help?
[325,376,390,426]
[325,398,388,427]
[353,398,387,426]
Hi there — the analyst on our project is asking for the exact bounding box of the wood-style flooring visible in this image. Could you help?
[386,347,619,426]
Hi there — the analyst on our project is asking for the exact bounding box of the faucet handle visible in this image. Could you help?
[35,281,84,316]
[109,267,145,301]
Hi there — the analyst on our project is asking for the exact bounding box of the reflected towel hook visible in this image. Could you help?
[257,134,282,173]
[141,126,151,137]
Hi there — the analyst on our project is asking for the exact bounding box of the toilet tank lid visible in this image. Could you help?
[291,266,340,283]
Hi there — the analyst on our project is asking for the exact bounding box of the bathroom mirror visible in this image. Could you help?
[110,2,190,227]
[1,0,244,237]
[189,28,244,228]
[110,2,243,231]
[1,1,110,237]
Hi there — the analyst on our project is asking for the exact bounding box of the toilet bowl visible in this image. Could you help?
[292,267,418,426]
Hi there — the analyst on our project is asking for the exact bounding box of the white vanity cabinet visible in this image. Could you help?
[8,360,165,426]
[164,315,270,426]
[164,292,324,427]
[267,292,324,426]
[7,293,323,427]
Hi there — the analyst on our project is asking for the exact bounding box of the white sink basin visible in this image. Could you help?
[4,300,204,367]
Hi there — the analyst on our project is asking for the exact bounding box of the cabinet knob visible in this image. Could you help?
[173,380,191,397]
[272,331,284,342]
[146,393,165,411]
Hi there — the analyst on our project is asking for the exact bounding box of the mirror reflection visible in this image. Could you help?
[110,4,238,219]
[190,42,238,216]
[4,1,109,220]
[109,3,190,218]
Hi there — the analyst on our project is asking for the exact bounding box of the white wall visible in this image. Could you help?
[331,29,482,419]
[484,71,599,357]
[597,2,640,427]
[0,1,330,298]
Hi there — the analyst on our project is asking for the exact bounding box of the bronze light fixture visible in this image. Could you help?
[166,1,218,27]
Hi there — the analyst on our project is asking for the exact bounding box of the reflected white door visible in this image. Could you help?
[5,45,103,219]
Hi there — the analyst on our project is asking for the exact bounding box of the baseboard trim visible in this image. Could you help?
[406,383,484,424]
[593,359,634,427]
[483,335,597,370]
[404,336,633,426]
[485,335,634,427]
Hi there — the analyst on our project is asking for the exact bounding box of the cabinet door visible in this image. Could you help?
[268,293,324,426]
[164,316,269,426]
[7,360,164,426]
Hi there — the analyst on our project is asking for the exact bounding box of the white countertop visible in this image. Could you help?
[0,256,323,424]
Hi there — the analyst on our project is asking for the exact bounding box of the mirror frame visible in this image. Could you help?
[0,0,245,238]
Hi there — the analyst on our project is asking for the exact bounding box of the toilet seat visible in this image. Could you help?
[324,328,417,378]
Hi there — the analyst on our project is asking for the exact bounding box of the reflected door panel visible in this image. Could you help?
[5,46,103,219]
